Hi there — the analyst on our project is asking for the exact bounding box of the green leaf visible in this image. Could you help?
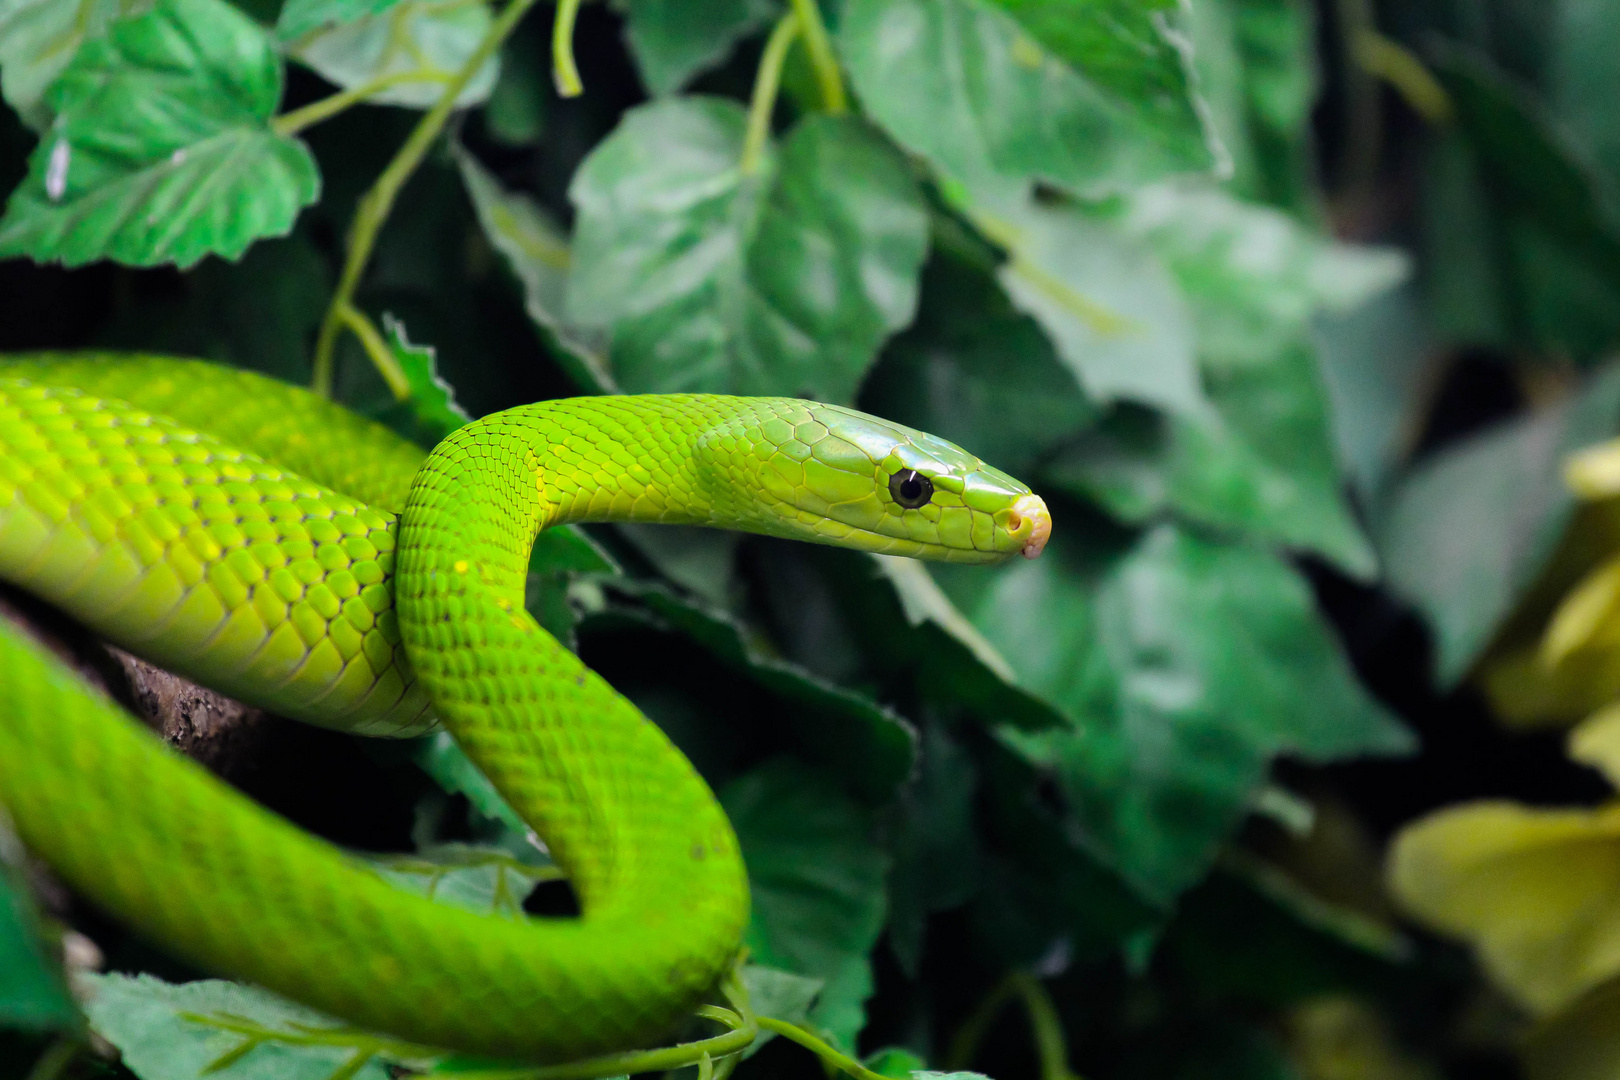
[722,758,889,1050]
[1120,183,1407,369]
[939,522,1410,902]
[980,193,1205,416]
[567,100,929,403]
[886,723,978,976]
[482,30,545,146]
[838,0,1215,212]
[863,1048,928,1078]
[1424,46,1620,360]
[862,249,1095,479]
[276,0,407,41]
[1378,362,1620,685]
[365,314,472,447]
[1550,0,1620,199]
[600,581,918,800]
[284,0,499,110]
[409,732,529,837]
[1047,342,1378,576]
[740,964,821,1056]
[0,0,138,131]
[0,0,319,268]
[619,0,779,96]
[0,836,76,1031]
[363,844,560,918]
[453,144,615,395]
[1185,0,1318,212]
[82,974,397,1080]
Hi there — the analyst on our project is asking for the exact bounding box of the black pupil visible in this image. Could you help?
[890,470,933,508]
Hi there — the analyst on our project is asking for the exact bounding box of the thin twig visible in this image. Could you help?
[312,0,544,398]
[271,70,454,137]
[741,12,801,175]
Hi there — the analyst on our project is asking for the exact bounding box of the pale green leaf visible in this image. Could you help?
[839,0,1216,212]
[0,0,318,268]
[285,0,498,109]
[82,974,397,1080]
[619,0,779,96]
[567,99,929,403]
[0,0,144,131]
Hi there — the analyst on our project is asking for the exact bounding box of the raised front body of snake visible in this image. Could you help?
[0,356,1050,1061]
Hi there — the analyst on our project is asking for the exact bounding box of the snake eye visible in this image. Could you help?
[889,470,933,509]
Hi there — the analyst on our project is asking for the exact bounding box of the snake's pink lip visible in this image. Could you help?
[1011,494,1050,559]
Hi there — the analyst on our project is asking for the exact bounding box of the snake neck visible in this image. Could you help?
[395,398,747,930]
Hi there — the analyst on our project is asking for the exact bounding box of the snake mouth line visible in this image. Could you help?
[1010,494,1051,559]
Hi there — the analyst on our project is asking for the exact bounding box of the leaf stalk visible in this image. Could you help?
[552,0,585,97]
[312,0,543,398]
[741,12,802,176]
[788,0,845,113]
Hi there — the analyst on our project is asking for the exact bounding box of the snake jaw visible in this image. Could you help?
[1011,494,1051,559]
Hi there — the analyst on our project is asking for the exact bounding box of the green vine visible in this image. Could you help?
[309,0,545,399]
[947,973,1083,1080]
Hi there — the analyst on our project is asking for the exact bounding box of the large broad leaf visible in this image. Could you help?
[1378,364,1620,686]
[1119,182,1407,368]
[1048,341,1378,577]
[0,842,76,1031]
[722,758,889,1051]
[1424,46,1620,361]
[1551,0,1620,201]
[589,580,918,800]
[1185,0,1318,212]
[838,0,1216,212]
[619,0,779,96]
[82,975,400,1080]
[0,0,319,268]
[0,0,139,131]
[453,145,615,395]
[983,193,1205,416]
[938,522,1410,903]
[567,99,929,403]
[276,0,406,40]
[282,0,499,110]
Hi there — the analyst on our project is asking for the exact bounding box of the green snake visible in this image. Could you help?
[0,356,1050,1062]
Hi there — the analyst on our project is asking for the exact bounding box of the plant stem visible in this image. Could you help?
[271,71,452,137]
[755,1018,886,1080]
[741,12,801,175]
[311,0,543,398]
[552,0,585,97]
[789,0,845,113]
[946,973,1084,1080]
[338,304,411,398]
[25,1038,79,1080]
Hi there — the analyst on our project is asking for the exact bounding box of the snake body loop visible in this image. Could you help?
[0,357,1048,1060]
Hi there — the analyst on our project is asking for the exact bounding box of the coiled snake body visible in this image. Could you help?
[0,357,1049,1061]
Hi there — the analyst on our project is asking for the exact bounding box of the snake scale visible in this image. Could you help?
[0,356,1050,1061]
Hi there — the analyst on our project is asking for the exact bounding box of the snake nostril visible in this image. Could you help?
[1008,510,1023,531]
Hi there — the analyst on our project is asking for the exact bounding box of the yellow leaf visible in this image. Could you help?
[1567,440,1620,500]
[1544,555,1620,666]
[1572,706,1620,790]
[1388,801,1620,1015]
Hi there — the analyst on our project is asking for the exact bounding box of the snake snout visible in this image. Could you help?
[1009,494,1051,559]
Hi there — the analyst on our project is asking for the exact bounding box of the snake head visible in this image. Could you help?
[705,400,1050,564]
